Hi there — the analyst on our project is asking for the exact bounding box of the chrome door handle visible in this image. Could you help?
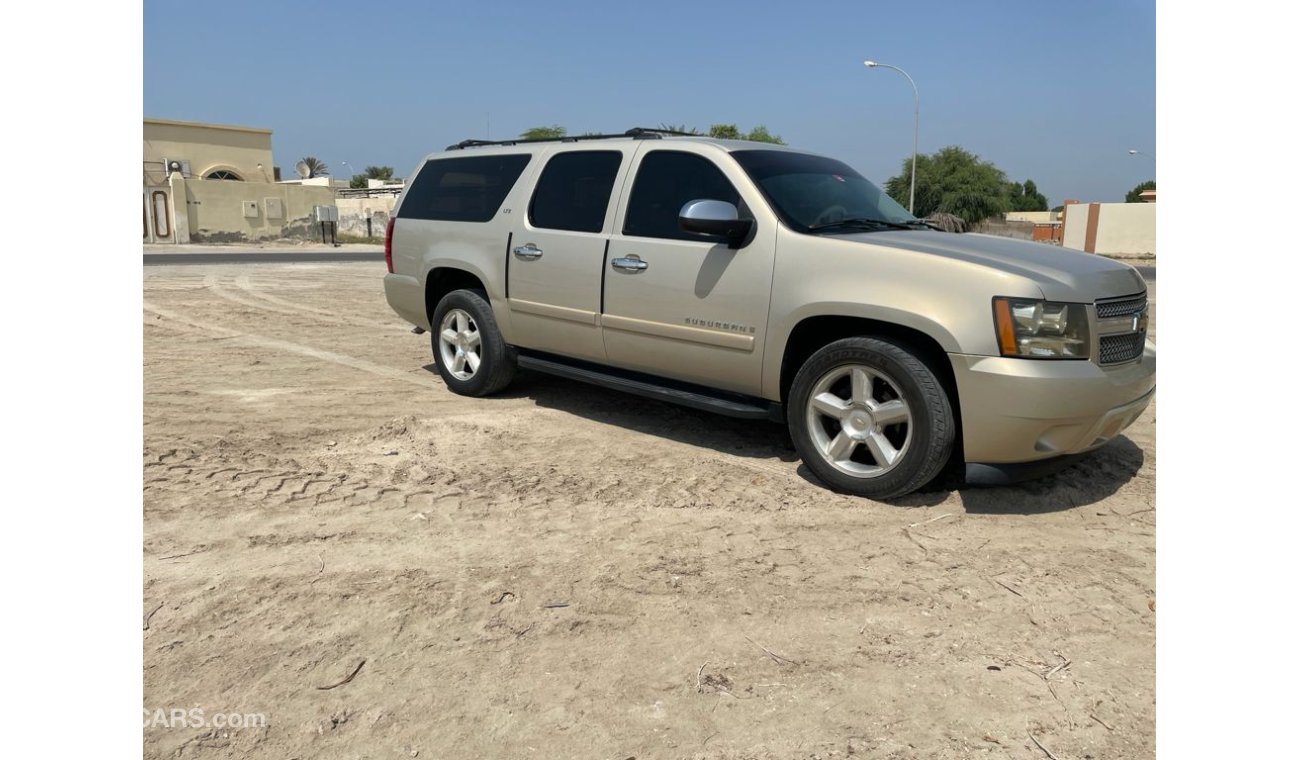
[610,256,648,272]
[513,243,543,260]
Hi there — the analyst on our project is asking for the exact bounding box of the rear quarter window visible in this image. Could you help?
[399,154,531,222]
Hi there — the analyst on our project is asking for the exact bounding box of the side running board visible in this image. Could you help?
[517,351,784,423]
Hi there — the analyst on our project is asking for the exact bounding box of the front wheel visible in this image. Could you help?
[788,337,955,499]
[430,289,517,396]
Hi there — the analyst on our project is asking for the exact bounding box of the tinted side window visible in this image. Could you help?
[399,154,531,222]
[528,151,622,233]
[623,151,741,241]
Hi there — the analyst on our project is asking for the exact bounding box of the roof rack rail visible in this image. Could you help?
[445,127,696,151]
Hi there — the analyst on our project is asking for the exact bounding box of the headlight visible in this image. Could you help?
[993,297,1090,359]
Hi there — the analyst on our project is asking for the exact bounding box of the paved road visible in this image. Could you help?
[144,251,1157,282]
[144,251,384,266]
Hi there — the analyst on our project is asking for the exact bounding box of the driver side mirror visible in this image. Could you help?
[678,199,754,248]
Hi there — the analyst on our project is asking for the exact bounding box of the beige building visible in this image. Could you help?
[144,118,276,184]
[143,118,335,244]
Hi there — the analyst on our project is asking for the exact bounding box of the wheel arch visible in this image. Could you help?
[777,314,963,467]
[424,267,488,326]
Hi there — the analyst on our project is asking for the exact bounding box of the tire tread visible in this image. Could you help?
[431,288,517,396]
[788,337,955,499]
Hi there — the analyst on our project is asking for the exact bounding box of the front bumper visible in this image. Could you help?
[949,342,1155,463]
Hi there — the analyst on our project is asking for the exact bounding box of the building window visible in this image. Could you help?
[205,170,243,181]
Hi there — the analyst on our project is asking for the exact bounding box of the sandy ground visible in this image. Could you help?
[143,263,1155,759]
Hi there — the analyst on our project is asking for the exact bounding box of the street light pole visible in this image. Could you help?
[865,60,919,214]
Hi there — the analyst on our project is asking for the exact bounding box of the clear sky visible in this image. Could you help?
[144,0,1155,204]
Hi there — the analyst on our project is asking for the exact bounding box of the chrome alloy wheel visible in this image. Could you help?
[437,308,482,381]
[805,364,913,478]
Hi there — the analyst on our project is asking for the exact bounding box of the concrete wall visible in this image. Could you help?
[279,177,348,188]
[1062,207,1088,250]
[177,177,336,243]
[972,219,1035,240]
[144,118,275,185]
[1094,203,1156,255]
[1005,211,1059,224]
[1061,202,1156,255]
[335,196,398,238]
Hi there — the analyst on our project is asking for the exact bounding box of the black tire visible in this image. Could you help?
[788,337,955,500]
[429,289,517,396]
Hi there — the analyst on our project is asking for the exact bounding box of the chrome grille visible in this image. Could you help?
[1096,294,1147,319]
[1099,332,1146,364]
[1094,292,1149,365]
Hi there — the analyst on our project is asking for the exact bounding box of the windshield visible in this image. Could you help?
[731,150,918,233]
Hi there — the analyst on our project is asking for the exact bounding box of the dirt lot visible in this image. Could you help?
[143,263,1155,759]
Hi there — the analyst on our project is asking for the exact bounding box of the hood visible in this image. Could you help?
[841,230,1147,301]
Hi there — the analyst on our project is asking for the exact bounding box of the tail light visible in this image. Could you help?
[384,217,396,273]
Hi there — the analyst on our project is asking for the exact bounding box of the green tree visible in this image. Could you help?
[742,125,784,144]
[706,123,785,144]
[520,125,566,140]
[1008,178,1049,211]
[349,165,396,189]
[299,156,329,178]
[1126,180,1156,203]
[707,123,742,139]
[519,123,785,143]
[885,146,1010,225]
[655,123,785,144]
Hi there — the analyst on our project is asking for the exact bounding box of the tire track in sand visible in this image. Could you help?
[144,301,811,489]
[144,300,432,389]
[233,273,403,330]
[201,273,399,331]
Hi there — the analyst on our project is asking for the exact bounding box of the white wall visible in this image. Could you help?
[1061,202,1156,255]
[1062,206,1088,250]
[1095,203,1156,255]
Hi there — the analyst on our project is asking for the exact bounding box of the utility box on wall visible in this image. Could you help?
[264,198,284,220]
[242,200,259,219]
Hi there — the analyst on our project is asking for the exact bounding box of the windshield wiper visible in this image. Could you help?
[806,217,918,233]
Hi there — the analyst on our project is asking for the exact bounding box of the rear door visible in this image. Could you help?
[506,147,632,361]
[601,146,779,396]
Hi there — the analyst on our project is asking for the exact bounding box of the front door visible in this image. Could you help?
[506,147,631,362]
[602,147,778,397]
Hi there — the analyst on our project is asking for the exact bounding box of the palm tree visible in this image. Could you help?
[350,166,397,189]
[300,156,329,178]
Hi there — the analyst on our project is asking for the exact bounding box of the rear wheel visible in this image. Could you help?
[430,289,516,396]
[788,337,954,499]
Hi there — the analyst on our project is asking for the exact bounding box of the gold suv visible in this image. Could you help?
[383,128,1154,498]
